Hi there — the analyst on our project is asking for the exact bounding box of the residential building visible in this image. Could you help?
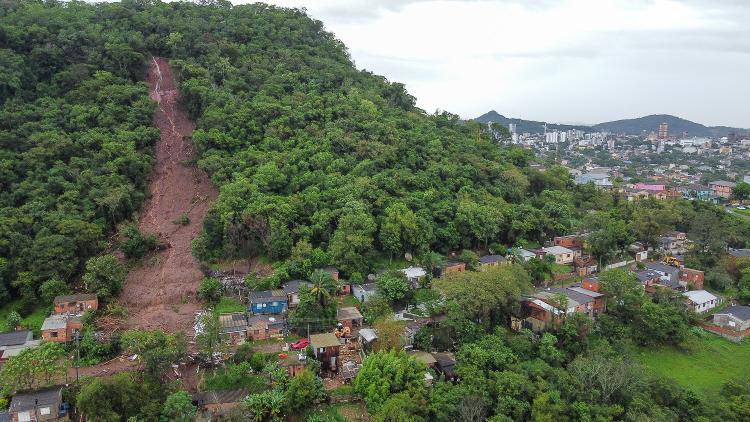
[282,280,312,308]
[709,180,736,199]
[679,268,704,290]
[8,386,67,422]
[0,331,39,365]
[644,262,680,286]
[541,245,580,264]
[40,315,81,343]
[553,235,584,249]
[218,313,249,344]
[248,290,288,315]
[658,122,668,139]
[52,294,97,316]
[683,290,720,313]
[310,333,341,373]
[247,315,285,341]
[478,254,507,267]
[575,172,612,188]
[336,307,364,330]
[352,283,377,303]
[400,267,427,289]
[277,352,308,377]
[728,249,750,259]
[659,231,688,255]
[516,248,537,262]
[431,352,457,381]
[712,306,750,332]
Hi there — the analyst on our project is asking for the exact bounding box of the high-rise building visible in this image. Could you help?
[658,122,668,139]
[508,123,517,134]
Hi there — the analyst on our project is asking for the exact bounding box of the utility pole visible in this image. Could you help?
[74,329,80,384]
[307,323,310,340]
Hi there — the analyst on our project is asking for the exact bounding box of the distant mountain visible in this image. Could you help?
[474,110,589,134]
[474,111,748,137]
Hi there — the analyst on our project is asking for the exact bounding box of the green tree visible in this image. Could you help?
[120,330,186,378]
[39,278,70,305]
[196,311,226,363]
[198,277,222,304]
[732,182,750,201]
[376,272,410,304]
[161,391,197,422]
[354,350,426,413]
[5,311,21,331]
[82,255,125,302]
[309,269,337,307]
[285,369,325,414]
[0,342,68,394]
[243,389,285,422]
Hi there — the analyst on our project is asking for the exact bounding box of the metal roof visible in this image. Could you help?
[0,330,32,348]
[683,290,719,305]
[310,333,341,349]
[53,293,97,304]
[9,387,62,412]
[336,307,363,321]
[41,315,68,331]
[715,305,750,321]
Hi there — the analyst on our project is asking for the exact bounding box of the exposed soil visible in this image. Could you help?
[119,57,217,336]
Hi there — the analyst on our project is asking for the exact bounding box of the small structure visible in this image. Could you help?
[282,280,312,308]
[478,255,507,268]
[553,235,584,249]
[573,255,598,276]
[516,248,537,262]
[634,269,663,292]
[408,350,437,368]
[53,294,98,315]
[192,388,249,420]
[247,315,285,341]
[278,352,307,377]
[644,262,680,285]
[352,283,377,303]
[713,306,750,333]
[440,260,466,277]
[310,333,341,373]
[218,313,248,345]
[401,267,427,289]
[432,352,457,381]
[679,268,704,290]
[40,315,81,343]
[248,290,288,315]
[728,249,750,259]
[336,307,364,330]
[708,180,735,199]
[541,246,580,265]
[358,328,378,353]
[683,290,720,313]
[320,266,340,281]
[0,331,39,365]
[341,360,360,383]
[9,386,67,422]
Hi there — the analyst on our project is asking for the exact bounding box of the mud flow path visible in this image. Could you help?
[118,57,217,336]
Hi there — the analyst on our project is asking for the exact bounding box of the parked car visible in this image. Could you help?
[738,206,747,210]
[290,339,310,350]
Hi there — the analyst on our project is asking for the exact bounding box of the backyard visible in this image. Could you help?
[635,333,750,398]
[0,300,48,334]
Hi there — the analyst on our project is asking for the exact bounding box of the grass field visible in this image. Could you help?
[635,334,750,398]
[213,296,246,314]
[0,301,49,335]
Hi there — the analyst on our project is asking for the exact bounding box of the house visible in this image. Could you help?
[728,249,750,259]
[0,331,39,365]
[478,255,507,268]
[218,313,248,345]
[336,307,364,330]
[683,290,720,313]
[408,350,437,368]
[658,232,688,255]
[709,180,736,198]
[310,333,341,373]
[541,246,580,265]
[52,294,97,316]
[712,306,750,332]
[277,352,308,377]
[40,315,81,343]
[352,283,377,303]
[320,266,340,282]
[192,388,249,420]
[679,268,705,290]
[516,248,537,262]
[644,262,680,285]
[567,286,607,315]
[318,266,350,295]
[582,277,601,292]
[248,290,288,315]
[573,255,598,276]
[358,328,378,353]
[575,172,612,188]
[400,267,427,289]
[9,386,67,421]
[246,315,285,341]
[431,352,457,381]
[520,285,606,332]
[282,280,312,308]
[634,269,663,291]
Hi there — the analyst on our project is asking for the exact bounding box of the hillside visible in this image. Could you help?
[476,110,747,137]
[474,110,589,133]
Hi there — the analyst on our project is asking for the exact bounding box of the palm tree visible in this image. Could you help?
[309,270,337,306]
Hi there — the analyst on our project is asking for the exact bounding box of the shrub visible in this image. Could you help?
[198,277,221,304]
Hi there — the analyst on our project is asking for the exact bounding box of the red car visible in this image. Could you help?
[290,339,310,350]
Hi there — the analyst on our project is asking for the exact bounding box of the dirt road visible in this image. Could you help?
[119,57,217,336]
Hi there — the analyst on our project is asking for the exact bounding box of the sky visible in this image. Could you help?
[250,0,750,128]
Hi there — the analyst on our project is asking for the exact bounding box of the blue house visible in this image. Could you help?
[249,289,288,315]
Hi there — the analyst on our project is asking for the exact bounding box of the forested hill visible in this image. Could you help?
[474,110,589,134]
[0,0,586,305]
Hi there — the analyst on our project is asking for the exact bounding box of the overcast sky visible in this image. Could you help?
[251,0,749,128]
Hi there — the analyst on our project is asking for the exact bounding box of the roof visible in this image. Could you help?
[53,293,97,304]
[1,340,41,359]
[310,333,341,349]
[336,307,363,321]
[0,411,9,422]
[218,313,248,333]
[358,328,378,343]
[9,387,63,412]
[408,350,437,365]
[249,290,287,302]
[278,352,307,367]
[479,255,507,264]
[710,180,736,187]
[354,283,377,293]
[41,315,68,331]
[247,315,285,328]
[716,305,750,321]
[567,287,603,298]
[192,388,249,406]
[645,262,679,275]
[431,352,456,368]
[542,246,574,255]
[634,269,661,282]
[518,249,536,258]
[729,249,750,258]
[683,290,719,305]
[282,280,312,295]
[401,267,426,278]
[0,330,32,348]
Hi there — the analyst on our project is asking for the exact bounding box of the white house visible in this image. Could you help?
[352,283,377,303]
[682,290,720,313]
[541,246,580,265]
[400,267,427,289]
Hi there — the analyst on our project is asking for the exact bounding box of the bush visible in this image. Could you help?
[198,277,221,304]
[232,343,254,363]
[39,279,70,305]
[119,224,158,259]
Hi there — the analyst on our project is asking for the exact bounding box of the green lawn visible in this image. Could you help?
[336,294,360,308]
[0,301,49,335]
[550,263,573,274]
[214,296,246,314]
[635,334,750,398]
